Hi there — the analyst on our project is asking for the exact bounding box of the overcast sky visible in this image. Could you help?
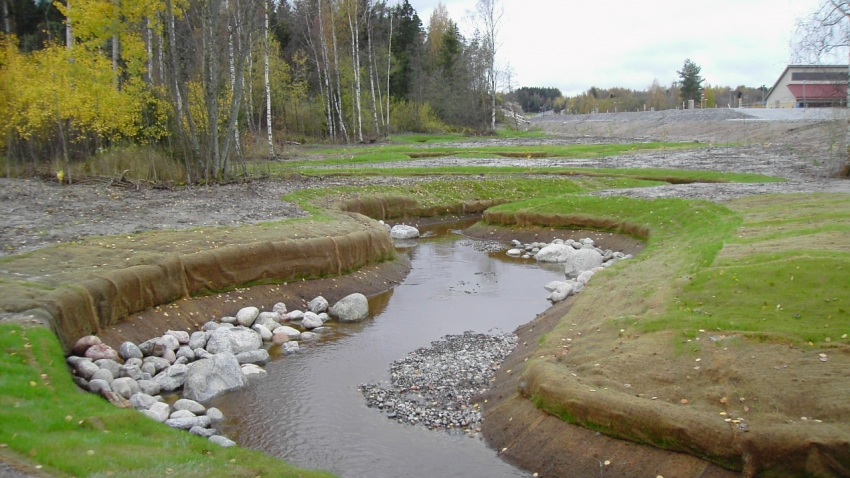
[407,0,825,95]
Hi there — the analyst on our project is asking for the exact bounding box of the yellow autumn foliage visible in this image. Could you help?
[0,35,168,151]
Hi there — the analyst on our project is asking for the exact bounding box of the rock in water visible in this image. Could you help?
[183,352,249,403]
[301,312,323,329]
[328,293,369,323]
[308,296,329,314]
[390,225,420,239]
[205,327,262,355]
[535,244,576,263]
[564,248,604,277]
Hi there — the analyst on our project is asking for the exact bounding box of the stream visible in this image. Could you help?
[212,221,567,477]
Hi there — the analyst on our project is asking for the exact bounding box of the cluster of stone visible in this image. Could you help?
[66,293,370,447]
[506,237,633,303]
[360,331,517,437]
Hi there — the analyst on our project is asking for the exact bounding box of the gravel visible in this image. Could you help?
[359,331,517,435]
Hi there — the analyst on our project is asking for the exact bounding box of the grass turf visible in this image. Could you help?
[0,323,335,478]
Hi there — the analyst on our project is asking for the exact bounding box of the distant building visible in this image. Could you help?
[765,65,848,108]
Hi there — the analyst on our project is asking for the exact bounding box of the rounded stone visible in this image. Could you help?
[72,335,102,356]
[119,342,143,361]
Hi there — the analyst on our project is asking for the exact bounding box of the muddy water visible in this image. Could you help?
[213,222,566,477]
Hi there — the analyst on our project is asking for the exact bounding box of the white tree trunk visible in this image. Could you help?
[366,0,382,132]
[65,0,72,50]
[347,3,363,142]
[386,13,392,137]
[315,0,336,139]
[330,2,349,143]
[264,0,274,157]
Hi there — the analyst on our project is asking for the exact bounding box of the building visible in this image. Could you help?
[764,65,848,108]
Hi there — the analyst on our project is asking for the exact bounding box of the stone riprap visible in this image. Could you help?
[66,295,370,448]
[506,236,632,303]
[359,332,517,436]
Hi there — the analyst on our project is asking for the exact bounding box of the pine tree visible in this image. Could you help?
[677,58,703,103]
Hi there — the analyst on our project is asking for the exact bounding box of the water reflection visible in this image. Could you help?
[213,222,565,478]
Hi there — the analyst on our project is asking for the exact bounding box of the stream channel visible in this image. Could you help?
[212,220,567,477]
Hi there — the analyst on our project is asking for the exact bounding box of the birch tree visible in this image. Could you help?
[473,0,502,131]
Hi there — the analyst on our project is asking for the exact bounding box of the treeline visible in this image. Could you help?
[518,80,771,115]
[0,0,501,182]
[512,86,561,113]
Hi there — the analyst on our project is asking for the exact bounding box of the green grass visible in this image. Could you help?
[487,192,850,345]
[389,128,549,143]
[0,324,335,478]
[291,166,783,185]
[259,141,712,169]
[282,176,665,212]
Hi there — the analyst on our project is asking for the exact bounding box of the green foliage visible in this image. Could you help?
[678,58,704,103]
[514,86,562,113]
[388,99,446,134]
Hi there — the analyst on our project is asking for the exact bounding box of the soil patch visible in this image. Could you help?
[479,299,739,478]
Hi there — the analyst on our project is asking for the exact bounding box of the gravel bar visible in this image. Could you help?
[360,331,518,435]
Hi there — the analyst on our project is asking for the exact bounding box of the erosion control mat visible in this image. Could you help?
[0,212,395,351]
[480,197,850,477]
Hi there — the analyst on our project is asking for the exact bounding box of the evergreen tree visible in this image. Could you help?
[677,58,703,103]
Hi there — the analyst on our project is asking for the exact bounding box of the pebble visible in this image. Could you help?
[360,331,517,434]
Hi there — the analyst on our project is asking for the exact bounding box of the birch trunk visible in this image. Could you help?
[330,2,349,143]
[366,0,381,133]
[316,0,337,139]
[347,3,363,142]
[385,13,392,137]
[64,0,72,49]
[264,0,274,157]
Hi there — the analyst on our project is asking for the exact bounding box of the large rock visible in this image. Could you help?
[254,312,280,332]
[242,364,268,379]
[138,337,168,357]
[547,282,574,303]
[137,379,160,396]
[564,248,604,277]
[95,359,121,377]
[209,435,236,448]
[390,225,420,239]
[90,368,114,384]
[111,377,140,399]
[273,326,301,340]
[154,363,188,392]
[535,244,576,263]
[272,302,287,316]
[301,312,323,329]
[174,398,206,414]
[236,307,260,327]
[205,326,262,355]
[281,342,300,354]
[72,335,102,356]
[285,310,304,321]
[576,270,595,285]
[252,324,273,342]
[119,342,143,361]
[189,332,208,350]
[328,293,369,323]
[183,352,249,403]
[308,296,328,314]
[85,344,120,362]
[129,393,160,411]
[74,359,100,380]
[165,330,190,345]
[142,402,170,422]
[143,356,171,374]
[235,349,270,365]
[160,334,180,351]
[88,379,111,394]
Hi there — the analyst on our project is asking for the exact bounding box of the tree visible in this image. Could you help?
[473,0,502,131]
[677,58,703,103]
[795,0,850,176]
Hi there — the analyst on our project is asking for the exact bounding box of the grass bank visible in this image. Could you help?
[483,192,850,476]
[0,323,334,478]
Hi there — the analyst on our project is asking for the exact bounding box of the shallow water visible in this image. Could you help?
[213,222,566,477]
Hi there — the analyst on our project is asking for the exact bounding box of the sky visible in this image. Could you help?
[407,0,827,96]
